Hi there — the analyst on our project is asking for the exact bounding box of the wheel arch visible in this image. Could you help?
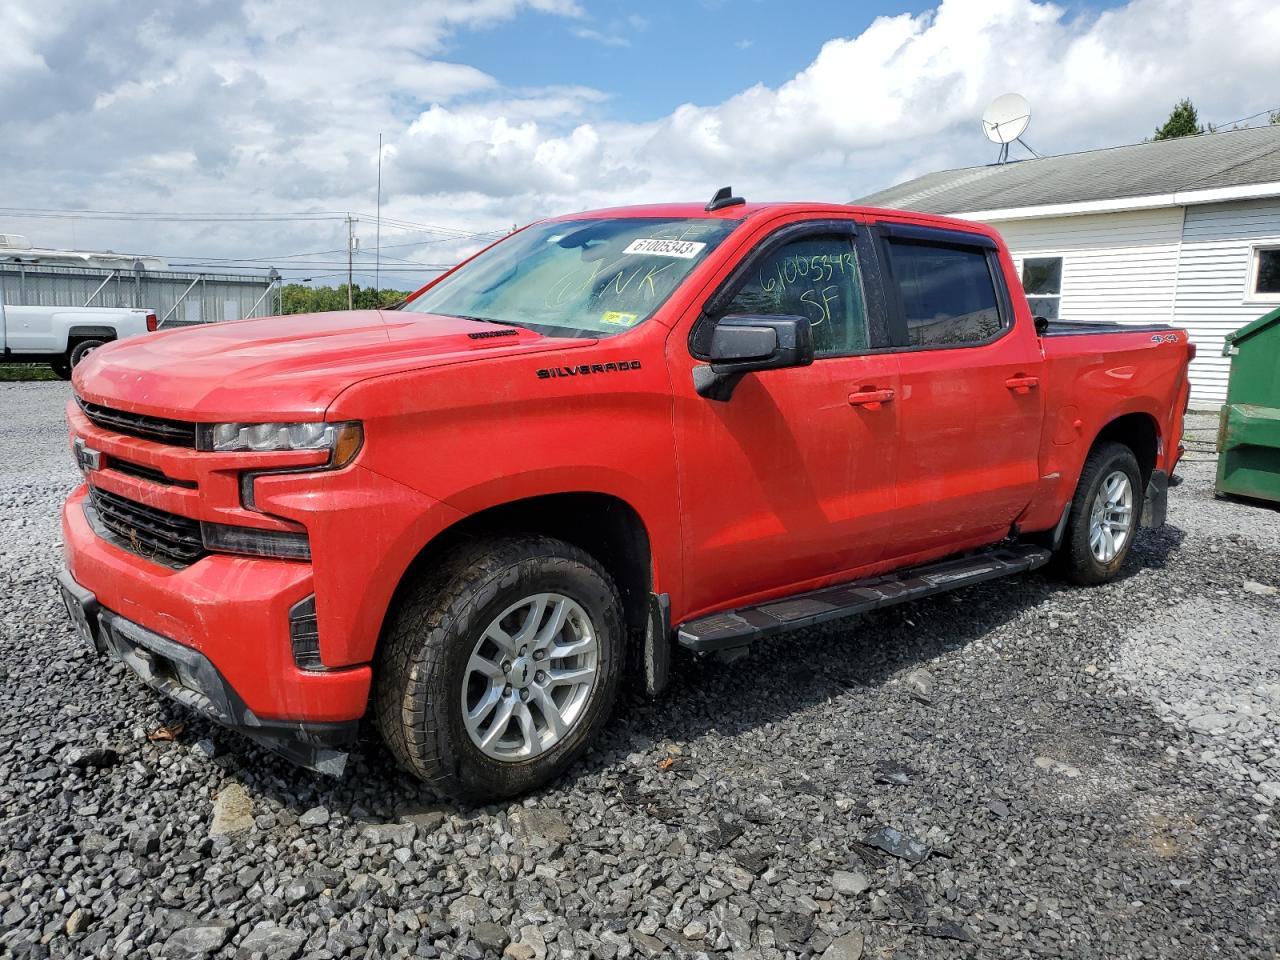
[1090,411,1160,486]
[383,491,656,675]
[66,326,118,342]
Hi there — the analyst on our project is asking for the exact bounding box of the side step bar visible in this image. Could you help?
[676,543,1052,653]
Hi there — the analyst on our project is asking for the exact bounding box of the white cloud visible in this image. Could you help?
[1,0,1278,285]
[391,0,1280,216]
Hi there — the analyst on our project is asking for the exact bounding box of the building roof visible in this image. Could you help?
[0,234,167,270]
[856,124,1280,219]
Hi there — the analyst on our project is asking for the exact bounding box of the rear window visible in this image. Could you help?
[401,217,739,338]
[885,240,1003,347]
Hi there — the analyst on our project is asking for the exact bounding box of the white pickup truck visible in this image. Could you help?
[0,303,157,379]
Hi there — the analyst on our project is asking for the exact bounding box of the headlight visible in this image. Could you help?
[196,421,363,465]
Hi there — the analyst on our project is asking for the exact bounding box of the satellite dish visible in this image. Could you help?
[982,93,1036,163]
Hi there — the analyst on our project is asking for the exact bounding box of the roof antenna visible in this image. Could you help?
[705,186,746,212]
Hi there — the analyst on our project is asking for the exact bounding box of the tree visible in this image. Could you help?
[1152,98,1205,140]
[279,283,410,314]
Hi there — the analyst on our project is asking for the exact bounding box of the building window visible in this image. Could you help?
[1248,245,1280,301]
[1022,256,1062,319]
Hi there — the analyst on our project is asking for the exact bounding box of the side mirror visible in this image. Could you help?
[692,314,814,400]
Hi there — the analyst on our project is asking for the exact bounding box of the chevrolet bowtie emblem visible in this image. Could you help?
[73,438,101,472]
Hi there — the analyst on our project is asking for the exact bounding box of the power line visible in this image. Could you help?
[0,205,508,240]
[163,234,474,265]
[1209,105,1280,130]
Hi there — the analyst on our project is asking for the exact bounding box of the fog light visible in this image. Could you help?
[200,522,311,560]
[289,595,323,671]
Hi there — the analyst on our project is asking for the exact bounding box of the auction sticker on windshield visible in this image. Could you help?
[623,238,707,259]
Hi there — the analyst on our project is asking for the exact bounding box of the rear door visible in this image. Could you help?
[668,216,901,618]
[873,222,1045,561]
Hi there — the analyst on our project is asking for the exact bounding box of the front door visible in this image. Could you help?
[874,225,1045,561]
[668,218,901,621]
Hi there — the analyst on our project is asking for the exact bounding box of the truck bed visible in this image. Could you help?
[1040,318,1175,337]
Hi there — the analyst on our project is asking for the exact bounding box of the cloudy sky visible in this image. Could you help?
[2,0,1278,289]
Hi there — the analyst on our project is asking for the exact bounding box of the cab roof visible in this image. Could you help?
[549,201,996,237]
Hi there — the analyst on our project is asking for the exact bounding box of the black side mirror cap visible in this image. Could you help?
[692,314,814,401]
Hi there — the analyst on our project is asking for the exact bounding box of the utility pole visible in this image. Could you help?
[346,214,354,310]
[375,133,382,300]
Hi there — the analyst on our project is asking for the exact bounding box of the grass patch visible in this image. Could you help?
[0,364,59,382]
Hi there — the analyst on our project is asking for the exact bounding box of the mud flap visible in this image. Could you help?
[1142,469,1169,528]
[643,593,671,696]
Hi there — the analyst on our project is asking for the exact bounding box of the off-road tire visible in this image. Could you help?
[374,535,623,802]
[1058,441,1144,585]
[69,339,107,368]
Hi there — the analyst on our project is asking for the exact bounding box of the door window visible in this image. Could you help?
[722,235,869,357]
[884,240,1003,347]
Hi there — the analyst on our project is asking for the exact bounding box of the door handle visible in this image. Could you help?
[1005,375,1039,392]
[848,388,895,408]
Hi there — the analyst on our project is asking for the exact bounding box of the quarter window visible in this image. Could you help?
[1249,245,1280,301]
[1022,256,1063,319]
[722,235,869,357]
[884,240,1003,347]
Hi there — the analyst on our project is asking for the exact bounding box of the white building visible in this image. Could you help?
[858,125,1280,407]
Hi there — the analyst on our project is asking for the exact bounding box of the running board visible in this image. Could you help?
[676,543,1052,653]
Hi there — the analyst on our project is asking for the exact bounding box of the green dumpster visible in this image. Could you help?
[1216,305,1280,504]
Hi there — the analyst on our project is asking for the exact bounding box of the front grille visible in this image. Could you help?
[87,486,207,568]
[108,457,197,489]
[76,397,197,448]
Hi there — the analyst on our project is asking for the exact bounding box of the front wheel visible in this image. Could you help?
[1058,441,1144,585]
[374,536,623,802]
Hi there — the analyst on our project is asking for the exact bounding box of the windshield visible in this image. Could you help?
[401,217,739,337]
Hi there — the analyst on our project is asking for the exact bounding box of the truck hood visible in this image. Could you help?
[74,310,578,420]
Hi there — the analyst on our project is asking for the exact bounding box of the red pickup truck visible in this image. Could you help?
[59,192,1192,802]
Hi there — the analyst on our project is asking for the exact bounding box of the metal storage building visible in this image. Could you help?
[857,124,1280,407]
[0,262,280,327]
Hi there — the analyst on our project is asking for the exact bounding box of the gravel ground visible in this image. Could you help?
[1,382,1278,960]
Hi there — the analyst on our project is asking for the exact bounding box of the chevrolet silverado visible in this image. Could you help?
[58,191,1192,802]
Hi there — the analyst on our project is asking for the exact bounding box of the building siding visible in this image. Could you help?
[972,205,1263,407]
[985,207,1184,325]
[1171,198,1280,405]
[0,263,280,327]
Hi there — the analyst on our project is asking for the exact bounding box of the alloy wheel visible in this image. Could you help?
[1088,470,1134,563]
[461,592,598,761]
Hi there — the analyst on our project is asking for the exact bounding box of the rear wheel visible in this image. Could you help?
[1058,441,1143,585]
[69,339,107,368]
[374,536,623,802]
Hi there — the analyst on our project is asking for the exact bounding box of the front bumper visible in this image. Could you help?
[57,566,356,774]
[62,484,371,730]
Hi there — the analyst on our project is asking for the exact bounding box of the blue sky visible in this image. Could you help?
[449,0,1122,123]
